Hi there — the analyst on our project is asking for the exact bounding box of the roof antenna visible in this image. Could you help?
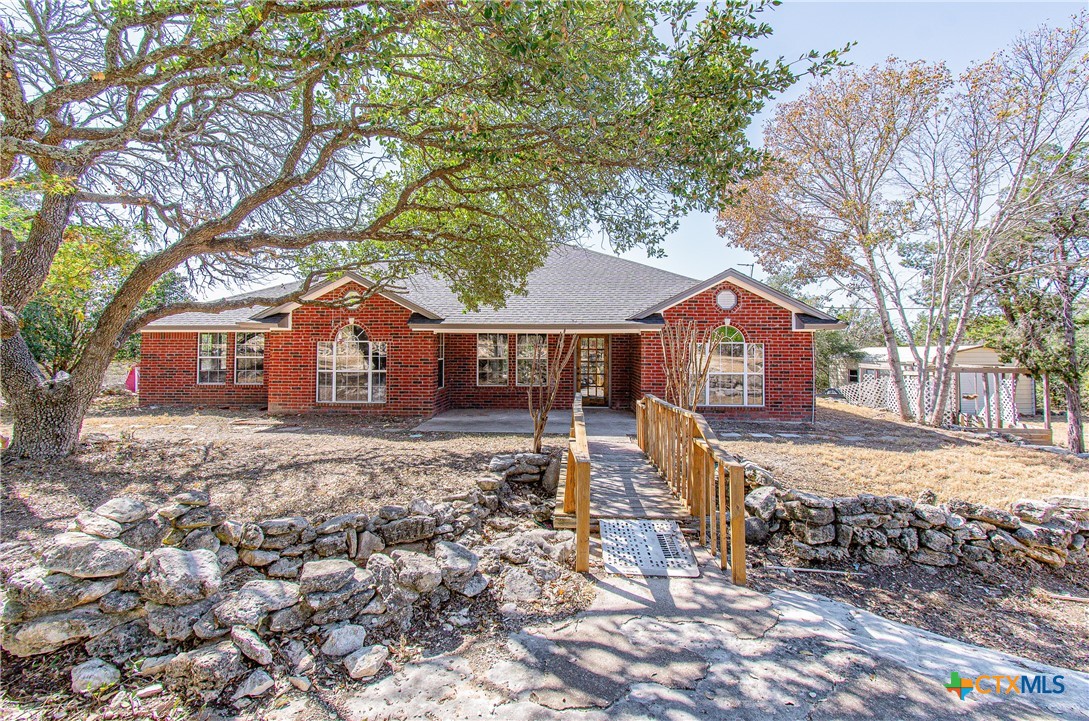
[738,263,756,277]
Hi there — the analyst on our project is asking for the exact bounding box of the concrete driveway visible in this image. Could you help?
[413,408,637,437]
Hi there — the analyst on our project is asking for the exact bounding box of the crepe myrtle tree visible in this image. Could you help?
[0,0,843,458]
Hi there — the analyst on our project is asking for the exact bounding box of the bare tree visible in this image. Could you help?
[659,320,717,412]
[900,18,1089,425]
[524,332,579,455]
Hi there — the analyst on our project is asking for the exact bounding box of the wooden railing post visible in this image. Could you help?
[575,457,590,572]
[728,463,746,586]
[637,394,748,587]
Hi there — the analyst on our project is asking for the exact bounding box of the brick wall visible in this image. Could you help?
[139,332,269,407]
[440,332,580,410]
[265,282,439,416]
[636,280,816,422]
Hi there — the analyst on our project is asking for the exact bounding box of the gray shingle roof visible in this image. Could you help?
[143,245,838,331]
[144,246,699,330]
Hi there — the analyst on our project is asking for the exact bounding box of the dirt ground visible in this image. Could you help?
[1,396,542,543]
[713,399,1089,508]
[748,542,1089,673]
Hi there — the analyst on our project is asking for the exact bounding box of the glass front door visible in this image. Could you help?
[577,336,608,406]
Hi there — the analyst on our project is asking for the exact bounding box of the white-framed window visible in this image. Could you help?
[704,326,764,406]
[316,325,387,403]
[235,333,265,385]
[516,334,548,386]
[437,335,445,389]
[197,332,227,384]
[476,333,508,386]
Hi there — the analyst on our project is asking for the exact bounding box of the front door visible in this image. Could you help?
[577,336,608,406]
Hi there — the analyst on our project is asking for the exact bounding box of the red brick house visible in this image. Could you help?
[139,246,844,421]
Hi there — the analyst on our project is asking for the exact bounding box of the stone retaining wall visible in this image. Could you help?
[737,463,1089,573]
[0,452,570,706]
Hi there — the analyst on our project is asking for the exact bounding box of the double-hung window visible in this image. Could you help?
[235,333,265,385]
[437,335,445,389]
[317,325,387,403]
[476,333,508,386]
[197,333,227,384]
[704,326,764,406]
[516,334,548,386]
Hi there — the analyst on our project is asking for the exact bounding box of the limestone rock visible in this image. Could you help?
[783,490,833,508]
[139,548,221,605]
[238,523,264,550]
[861,546,904,566]
[784,502,833,525]
[300,559,357,594]
[171,490,210,506]
[321,624,368,657]
[8,566,117,617]
[216,520,244,546]
[354,531,385,562]
[72,512,123,539]
[2,606,128,657]
[175,505,227,530]
[792,541,847,563]
[1010,499,1059,525]
[380,515,435,545]
[120,516,169,551]
[316,513,364,534]
[448,572,489,598]
[214,580,300,628]
[267,557,303,579]
[167,641,244,690]
[395,552,443,594]
[71,658,120,694]
[85,619,171,664]
[217,545,239,573]
[434,541,478,587]
[181,528,221,553]
[501,567,541,603]
[745,517,769,545]
[313,533,347,557]
[231,626,273,665]
[745,487,778,522]
[239,549,279,567]
[94,497,152,524]
[541,457,561,493]
[260,517,309,536]
[791,522,835,545]
[99,590,141,614]
[914,504,948,527]
[40,533,141,579]
[146,597,219,641]
[919,529,953,552]
[344,644,388,680]
[232,669,274,701]
[946,499,1020,530]
[269,604,311,633]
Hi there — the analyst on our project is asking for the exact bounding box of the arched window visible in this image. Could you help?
[317,325,387,403]
[705,325,763,406]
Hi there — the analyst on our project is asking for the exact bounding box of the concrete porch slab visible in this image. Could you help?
[412,408,637,436]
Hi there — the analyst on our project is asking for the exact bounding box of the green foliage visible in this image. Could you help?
[2,193,189,374]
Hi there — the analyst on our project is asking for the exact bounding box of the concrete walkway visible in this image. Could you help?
[413,408,636,436]
[253,551,1088,721]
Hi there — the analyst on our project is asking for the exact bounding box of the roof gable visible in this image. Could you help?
[253,272,442,320]
[631,268,840,324]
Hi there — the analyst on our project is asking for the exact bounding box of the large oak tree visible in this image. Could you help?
[1,0,838,457]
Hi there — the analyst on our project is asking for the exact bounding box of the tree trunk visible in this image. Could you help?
[1064,380,1084,454]
[1,331,96,458]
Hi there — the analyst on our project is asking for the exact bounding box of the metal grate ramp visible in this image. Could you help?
[599,519,699,578]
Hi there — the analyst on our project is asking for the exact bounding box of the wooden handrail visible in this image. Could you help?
[562,393,592,572]
[636,394,747,585]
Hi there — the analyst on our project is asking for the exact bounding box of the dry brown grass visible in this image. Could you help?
[2,398,537,543]
[714,399,1089,507]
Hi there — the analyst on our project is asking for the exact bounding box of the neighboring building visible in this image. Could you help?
[830,344,1036,417]
[139,246,844,421]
